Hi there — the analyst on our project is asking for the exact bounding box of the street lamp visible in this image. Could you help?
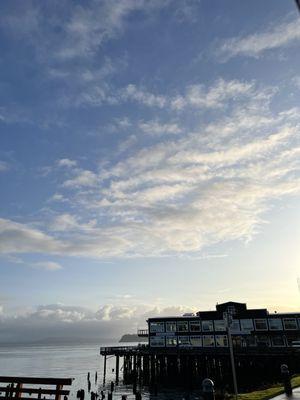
[223,311,238,400]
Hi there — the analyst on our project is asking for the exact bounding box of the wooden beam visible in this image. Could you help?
[0,387,70,396]
[0,377,73,386]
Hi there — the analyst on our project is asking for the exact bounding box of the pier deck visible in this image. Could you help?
[100,345,300,391]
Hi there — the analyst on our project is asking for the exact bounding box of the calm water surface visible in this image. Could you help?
[0,343,200,400]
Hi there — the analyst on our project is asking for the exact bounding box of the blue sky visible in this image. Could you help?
[0,0,300,341]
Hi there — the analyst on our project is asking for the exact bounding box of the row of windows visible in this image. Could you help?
[149,318,299,333]
[150,334,290,348]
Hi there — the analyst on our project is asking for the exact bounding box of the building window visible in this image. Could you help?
[214,320,226,332]
[245,335,256,347]
[240,319,254,332]
[150,322,165,333]
[283,318,297,330]
[215,335,228,347]
[166,337,177,347]
[271,336,286,347]
[202,320,214,332]
[256,335,270,347]
[268,319,283,330]
[177,321,189,332]
[229,319,240,332]
[254,319,268,331]
[150,336,165,347]
[203,335,215,347]
[166,322,177,332]
[189,321,201,332]
[190,336,202,347]
[178,336,190,347]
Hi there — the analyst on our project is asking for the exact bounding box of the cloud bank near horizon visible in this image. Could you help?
[0,303,196,343]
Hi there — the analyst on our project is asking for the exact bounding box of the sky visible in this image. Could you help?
[0,0,300,342]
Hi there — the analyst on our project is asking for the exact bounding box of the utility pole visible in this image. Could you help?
[223,311,238,400]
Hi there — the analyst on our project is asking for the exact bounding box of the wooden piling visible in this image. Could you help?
[115,356,120,384]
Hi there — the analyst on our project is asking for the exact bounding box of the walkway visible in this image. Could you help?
[272,387,300,399]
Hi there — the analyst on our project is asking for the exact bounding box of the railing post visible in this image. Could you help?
[55,384,63,400]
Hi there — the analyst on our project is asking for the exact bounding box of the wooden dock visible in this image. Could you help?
[0,376,73,400]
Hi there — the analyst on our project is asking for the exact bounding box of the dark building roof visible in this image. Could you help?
[147,301,299,322]
[197,301,268,319]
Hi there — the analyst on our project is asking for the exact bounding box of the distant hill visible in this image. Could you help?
[119,334,148,343]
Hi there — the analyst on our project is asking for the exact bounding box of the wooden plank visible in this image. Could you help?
[0,397,53,400]
[0,377,73,385]
[0,387,70,395]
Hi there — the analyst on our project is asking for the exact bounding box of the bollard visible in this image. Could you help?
[133,382,137,395]
[281,364,292,396]
[135,392,142,400]
[202,378,215,400]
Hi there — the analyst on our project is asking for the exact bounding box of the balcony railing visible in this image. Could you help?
[137,329,149,337]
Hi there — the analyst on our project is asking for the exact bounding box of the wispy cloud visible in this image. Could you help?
[1,79,299,259]
[217,18,300,60]
[0,161,9,172]
[57,158,77,168]
[32,261,62,271]
[121,84,167,108]
[139,120,182,136]
[62,169,99,188]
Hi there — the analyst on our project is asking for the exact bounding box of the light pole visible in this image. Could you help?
[223,311,238,400]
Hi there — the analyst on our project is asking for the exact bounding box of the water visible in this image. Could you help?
[0,343,201,400]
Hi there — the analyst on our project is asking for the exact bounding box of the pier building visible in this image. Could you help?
[100,302,300,392]
[144,301,300,350]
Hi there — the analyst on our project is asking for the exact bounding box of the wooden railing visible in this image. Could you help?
[137,329,148,336]
[100,344,148,355]
[0,377,73,400]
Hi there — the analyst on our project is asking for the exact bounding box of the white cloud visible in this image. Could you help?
[49,193,67,202]
[173,79,254,109]
[63,169,98,188]
[218,18,300,60]
[1,79,300,259]
[0,302,195,343]
[50,213,97,232]
[139,120,182,136]
[57,158,77,168]
[121,84,167,108]
[0,218,65,255]
[32,261,62,271]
